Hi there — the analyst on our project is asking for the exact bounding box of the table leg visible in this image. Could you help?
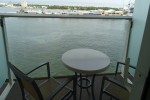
[86,75,90,94]
[79,74,83,100]
[73,72,77,100]
[91,74,96,100]
[78,74,96,100]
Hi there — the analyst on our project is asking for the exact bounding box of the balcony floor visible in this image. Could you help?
[5,75,114,100]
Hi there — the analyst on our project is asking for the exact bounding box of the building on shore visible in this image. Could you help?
[21,1,28,8]
[0,3,7,6]
[5,2,14,7]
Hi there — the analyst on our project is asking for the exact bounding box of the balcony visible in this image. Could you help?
[0,13,132,100]
[1,0,150,99]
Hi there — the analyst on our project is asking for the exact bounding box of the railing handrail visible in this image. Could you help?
[0,13,132,20]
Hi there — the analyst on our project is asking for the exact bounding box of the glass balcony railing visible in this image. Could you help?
[3,16,131,77]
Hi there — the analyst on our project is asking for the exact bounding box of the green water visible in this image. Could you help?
[5,18,129,77]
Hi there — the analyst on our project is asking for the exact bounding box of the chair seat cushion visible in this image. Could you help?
[111,75,132,92]
[27,78,71,100]
[104,82,129,100]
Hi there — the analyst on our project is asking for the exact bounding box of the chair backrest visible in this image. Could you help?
[120,58,136,92]
[115,58,136,81]
[9,62,44,100]
[123,58,130,83]
[115,58,136,93]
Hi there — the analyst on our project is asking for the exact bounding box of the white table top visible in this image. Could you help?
[62,48,110,74]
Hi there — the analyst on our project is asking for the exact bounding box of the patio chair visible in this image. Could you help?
[99,58,136,100]
[9,62,74,100]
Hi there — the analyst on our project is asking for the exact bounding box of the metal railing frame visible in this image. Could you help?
[0,13,132,19]
[0,13,133,85]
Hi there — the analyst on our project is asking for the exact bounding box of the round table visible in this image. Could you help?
[62,48,110,74]
[62,48,110,100]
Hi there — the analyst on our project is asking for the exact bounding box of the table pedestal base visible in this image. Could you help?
[75,73,96,100]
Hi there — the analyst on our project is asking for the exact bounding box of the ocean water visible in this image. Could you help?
[1,7,130,77]
[4,18,129,77]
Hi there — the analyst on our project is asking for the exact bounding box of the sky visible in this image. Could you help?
[1,0,135,8]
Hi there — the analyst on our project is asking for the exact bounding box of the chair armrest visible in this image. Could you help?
[115,62,124,76]
[115,62,136,76]
[103,76,128,91]
[47,76,74,99]
[26,62,50,78]
[129,66,136,69]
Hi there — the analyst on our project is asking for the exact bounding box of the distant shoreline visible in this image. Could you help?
[0,7,132,16]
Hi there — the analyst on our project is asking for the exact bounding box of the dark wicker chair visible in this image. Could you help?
[99,58,136,100]
[9,62,74,100]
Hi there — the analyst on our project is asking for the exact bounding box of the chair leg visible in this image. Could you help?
[21,90,27,100]
[99,88,104,100]
[110,96,113,100]
[99,77,105,100]
[18,81,26,100]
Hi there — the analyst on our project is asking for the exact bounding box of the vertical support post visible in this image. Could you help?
[125,20,133,59]
[1,17,13,85]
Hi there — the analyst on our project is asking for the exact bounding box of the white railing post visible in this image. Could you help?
[0,17,14,100]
